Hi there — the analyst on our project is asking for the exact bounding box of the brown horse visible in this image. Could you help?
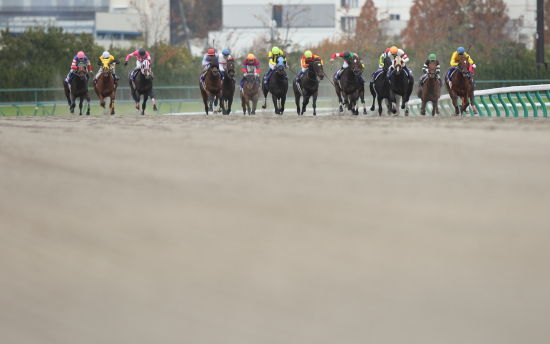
[240,74,260,115]
[220,59,236,115]
[199,56,222,115]
[94,65,117,115]
[418,61,441,116]
[293,57,325,116]
[445,55,477,115]
[333,55,364,115]
[63,63,91,116]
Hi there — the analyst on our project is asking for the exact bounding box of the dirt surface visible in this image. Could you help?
[1,114,550,344]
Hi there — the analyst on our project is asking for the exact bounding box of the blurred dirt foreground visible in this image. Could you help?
[1,114,550,344]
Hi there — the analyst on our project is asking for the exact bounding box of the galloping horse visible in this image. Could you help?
[130,59,157,115]
[262,57,288,115]
[241,74,261,115]
[445,55,476,115]
[64,62,91,116]
[388,55,413,116]
[200,56,222,115]
[293,57,325,116]
[370,55,393,116]
[418,60,441,116]
[334,55,363,115]
[94,61,117,115]
[220,59,236,115]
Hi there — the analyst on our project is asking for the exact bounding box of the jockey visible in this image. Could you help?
[219,48,233,73]
[124,48,152,81]
[65,51,92,85]
[296,50,323,83]
[419,53,441,86]
[200,48,221,82]
[371,47,391,82]
[448,46,476,77]
[387,45,412,80]
[330,51,360,80]
[94,51,119,84]
[240,53,261,90]
[264,46,286,85]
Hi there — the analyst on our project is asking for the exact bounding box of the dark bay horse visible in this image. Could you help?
[293,57,325,116]
[262,57,288,115]
[240,74,260,115]
[418,60,441,116]
[130,59,157,115]
[94,63,117,115]
[388,55,413,116]
[200,56,222,115]
[445,55,476,115]
[220,59,236,115]
[64,63,91,116]
[334,55,363,115]
[370,55,393,116]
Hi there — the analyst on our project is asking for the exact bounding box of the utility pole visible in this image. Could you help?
[536,0,546,68]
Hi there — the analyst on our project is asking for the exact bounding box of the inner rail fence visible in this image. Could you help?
[1,80,549,117]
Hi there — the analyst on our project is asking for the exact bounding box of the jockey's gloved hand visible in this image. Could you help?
[472,64,476,69]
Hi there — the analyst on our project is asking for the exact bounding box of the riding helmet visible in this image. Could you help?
[304,50,313,58]
[222,49,230,56]
[102,51,110,59]
[390,46,398,55]
[428,53,437,60]
[247,53,255,61]
[76,51,85,59]
[271,47,280,55]
[343,51,350,58]
[457,47,465,54]
[138,48,146,56]
[207,48,216,55]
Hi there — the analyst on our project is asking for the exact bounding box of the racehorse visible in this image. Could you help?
[64,62,91,116]
[334,55,363,115]
[200,56,222,115]
[418,60,441,116]
[262,56,288,115]
[293,57,325,116]
[130,59,157,115]
[220,58,235,115]
[445,54,476,115]
[370,55,393,116]
[240,74,261,115]
[94,62,117,115]
[388,55,413,116]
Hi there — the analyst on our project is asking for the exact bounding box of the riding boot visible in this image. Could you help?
[264,69,273,84]
[335,68,344,80]
[296,71,303,84]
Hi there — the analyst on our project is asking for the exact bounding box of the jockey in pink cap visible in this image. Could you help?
[64,51,92,86]
[124,48,152,81]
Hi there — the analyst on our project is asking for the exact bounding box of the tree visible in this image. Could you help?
[130,0,170,46]
[355,0,380,48]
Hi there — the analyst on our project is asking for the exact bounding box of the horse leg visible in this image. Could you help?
[70,93,76,114]
[450,94,459,116]
[261,86,268,109]
[377,96,383,116]
[420,99,433,116]
[369,82,377,111]
[78,97,84,116]
[394,95,400,116]
[251,98,258,115]
[281,95,286,115]
[110,95,115,115]
[142,94,148,115]
[151,90,158,111]
[295,92,301,115]
[433,100,438,116]
[312,91,318,116]
[86,94,91,116]
[201,89,209,115]
[272,94,280,114]
[301,94,310,115]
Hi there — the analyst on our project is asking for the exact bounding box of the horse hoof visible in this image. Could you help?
[153,105,158,111]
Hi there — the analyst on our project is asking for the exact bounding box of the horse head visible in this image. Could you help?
[310,58,325,80]
[383,55,392,71]
[101,65,113,77]
[141,59,153,80]
[209,56,220,76]
[350,56,363,77]
[76,62,87,79]
[457,55,471,76]
[275,57,286,76]
[393,55,403,74]
[244,74,259,91]
[226,59,235,78]
[427,61,438,79]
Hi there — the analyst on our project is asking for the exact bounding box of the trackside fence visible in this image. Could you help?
[408,84,550,117]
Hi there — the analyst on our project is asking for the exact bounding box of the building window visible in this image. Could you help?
[341,0,358,8]
[341,16,356,32]
[389,14,400,20]
[272,5,283,28]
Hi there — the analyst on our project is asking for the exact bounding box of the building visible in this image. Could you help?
[0,0,170,48]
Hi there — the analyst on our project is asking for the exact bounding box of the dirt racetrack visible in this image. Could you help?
[1,114,550,344]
